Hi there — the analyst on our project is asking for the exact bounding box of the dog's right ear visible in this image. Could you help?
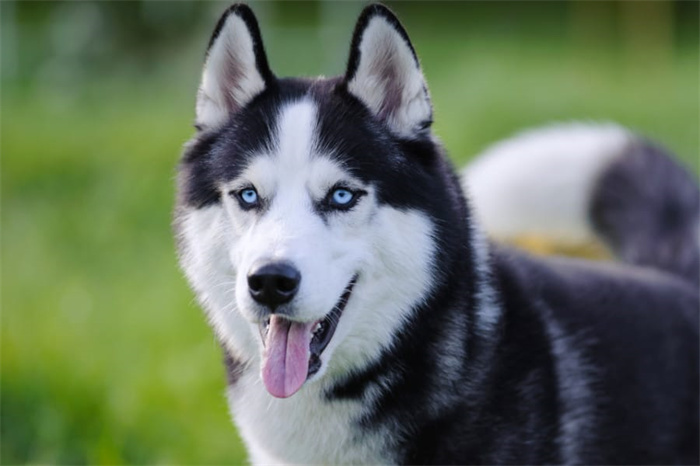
[195,4,274,131]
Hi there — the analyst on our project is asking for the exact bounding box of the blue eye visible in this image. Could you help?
[331,188,355,206]
[239,188,258,205]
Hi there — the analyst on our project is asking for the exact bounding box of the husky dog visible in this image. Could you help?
[175,4,699,464]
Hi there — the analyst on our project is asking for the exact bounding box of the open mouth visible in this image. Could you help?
[259,275,357,398]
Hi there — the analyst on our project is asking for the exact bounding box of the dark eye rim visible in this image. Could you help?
[228,186,261,211]
[323,185,367,211]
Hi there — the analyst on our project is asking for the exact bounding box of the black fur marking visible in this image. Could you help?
[590,139,700,284]
[177,131,223,209]
[325,242,699,464]
[179,75,445,212]
[178,82,303,209]
[313,81,442,211]
[490,249,699,464]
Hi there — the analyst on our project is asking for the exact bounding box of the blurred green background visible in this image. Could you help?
[2,1,698,464]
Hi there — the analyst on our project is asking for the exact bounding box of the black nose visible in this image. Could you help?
[247,261,301,310]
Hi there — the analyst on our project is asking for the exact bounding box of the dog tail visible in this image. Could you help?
[463,123,699,283]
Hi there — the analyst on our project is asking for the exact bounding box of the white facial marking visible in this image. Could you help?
[221,100,366,331]
[177,205,258,362]
[224,202,436,465]
[327,207,436,378]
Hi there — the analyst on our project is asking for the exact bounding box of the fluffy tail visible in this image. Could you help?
[463,123,699,284]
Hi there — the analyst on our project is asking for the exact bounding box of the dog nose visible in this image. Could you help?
[247,261,301,310]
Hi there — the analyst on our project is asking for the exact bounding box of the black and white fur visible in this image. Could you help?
[175,4,699,464]
[465,123,700,283]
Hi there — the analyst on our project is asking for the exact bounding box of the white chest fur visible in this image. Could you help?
[228,369,393,465]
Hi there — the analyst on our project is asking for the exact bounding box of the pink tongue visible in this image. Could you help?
[262,315,315,398]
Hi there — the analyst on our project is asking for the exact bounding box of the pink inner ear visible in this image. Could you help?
[196,7,271,130]
[345,15,431,137]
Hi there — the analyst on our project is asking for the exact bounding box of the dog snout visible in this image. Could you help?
[247,260,301,310]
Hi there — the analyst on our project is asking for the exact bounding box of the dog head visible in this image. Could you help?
[176,4,465,398]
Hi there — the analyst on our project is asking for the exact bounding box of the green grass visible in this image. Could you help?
[2,89,248,464]
[2,3,698,464]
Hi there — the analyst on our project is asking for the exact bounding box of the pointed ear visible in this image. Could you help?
[196,4,274,131]
[344,4,432,139]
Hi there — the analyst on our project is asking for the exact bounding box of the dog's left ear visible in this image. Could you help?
[344,4,432,139]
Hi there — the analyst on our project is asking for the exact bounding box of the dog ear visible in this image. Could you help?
[195,4,274,131]
[344,4,432,139]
